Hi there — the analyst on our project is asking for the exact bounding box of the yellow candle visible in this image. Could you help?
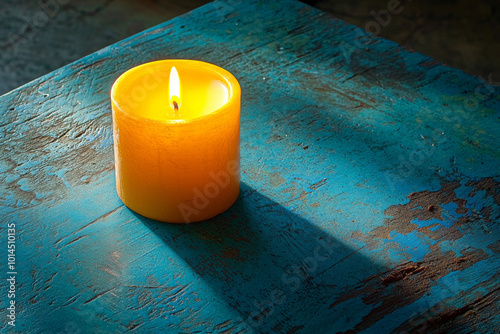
[110,60,241,223]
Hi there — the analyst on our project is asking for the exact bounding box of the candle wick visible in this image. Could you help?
[173,101,179,112]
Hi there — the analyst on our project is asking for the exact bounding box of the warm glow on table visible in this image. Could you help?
[111,60,241,223]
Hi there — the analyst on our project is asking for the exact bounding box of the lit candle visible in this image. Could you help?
[111,60,241,223]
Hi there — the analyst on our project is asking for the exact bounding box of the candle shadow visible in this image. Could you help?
[134,182,387,333]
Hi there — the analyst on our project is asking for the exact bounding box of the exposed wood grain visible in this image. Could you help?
[1,0,499,333]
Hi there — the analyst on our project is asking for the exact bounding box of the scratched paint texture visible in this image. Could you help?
[1,0,499,333]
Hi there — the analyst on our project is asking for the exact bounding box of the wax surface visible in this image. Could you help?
[111,60,240,223]
[113,64,230,121]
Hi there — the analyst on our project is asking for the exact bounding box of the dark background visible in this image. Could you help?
[1,0,499,95]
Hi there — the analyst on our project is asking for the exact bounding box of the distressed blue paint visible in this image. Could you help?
[389,231,432,262]
[1,0,499,333]
[409,217,443,228]
[439,202,463,227]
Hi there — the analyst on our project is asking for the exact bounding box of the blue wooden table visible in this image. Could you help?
[1,0,499,333]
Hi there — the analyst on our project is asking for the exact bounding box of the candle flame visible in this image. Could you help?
[169,66,181,111]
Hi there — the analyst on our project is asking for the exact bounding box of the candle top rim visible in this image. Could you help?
[111,59,240,124]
